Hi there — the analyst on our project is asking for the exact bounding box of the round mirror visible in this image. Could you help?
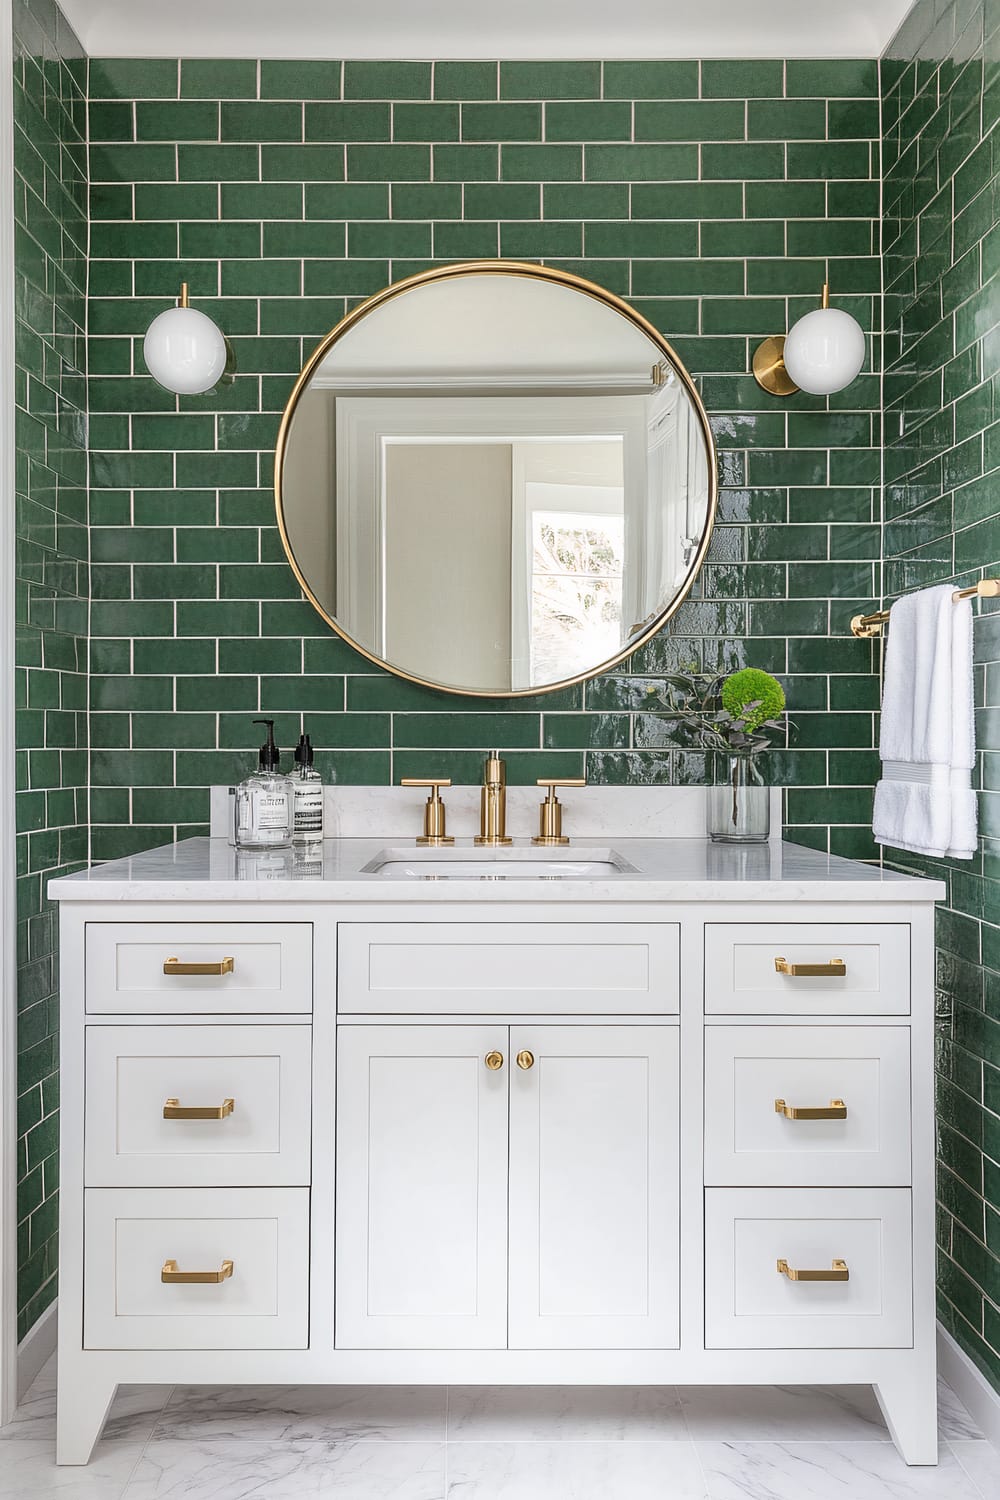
[275,262,717,698]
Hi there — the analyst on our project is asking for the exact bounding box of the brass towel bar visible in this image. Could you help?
[851,578,1000,638]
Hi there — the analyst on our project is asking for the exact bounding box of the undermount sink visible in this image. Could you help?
[363,846,637,879]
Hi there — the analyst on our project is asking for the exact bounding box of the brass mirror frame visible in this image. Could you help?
[274,259,718,699]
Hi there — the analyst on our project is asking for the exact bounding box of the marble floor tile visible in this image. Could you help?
[121,1438,446,1500]
[446,1385,687,1440]
[445,1439,710,1498]
[949,1439,1000,1500]
[0,1439,147,1500]
[936,1381,984,1440]
[153,1385,446,1441]
[0,1372,173,1447]
[696,1439,985,1499]
[678,1384,891,1441]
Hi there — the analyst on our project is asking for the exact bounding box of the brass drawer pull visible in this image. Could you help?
[163,1097,235,1121]
[484,1051,504,1070]
[774,956,846,977]
[516,1050,535,1070]
[161,1258,234,1285]
[774,1098,847,1120]
[777,1257,849,1282]
[163,956,235,976]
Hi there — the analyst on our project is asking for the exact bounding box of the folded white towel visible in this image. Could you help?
[872,583,977,859]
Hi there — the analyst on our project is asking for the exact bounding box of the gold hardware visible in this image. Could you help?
[777,1257,849,1282]
[163,956,235,976]
[752,281,832,398]
[850,578,1000,637]
[485,1050,504,1070]
[774,956,847,977]
[161,1258,234,1285]
[516,1050,535,1070]
[273,261,718,702]
[178,281,189,308]
[531,777,586,845]
[475,751,513,845]
[163,1097,235,1121]
[401,777,454,846]
[775,1098,847,1120]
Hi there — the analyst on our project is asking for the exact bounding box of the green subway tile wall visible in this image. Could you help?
[882,0,1000,1391]
[85,56,883,864]
[13,0,88,1337]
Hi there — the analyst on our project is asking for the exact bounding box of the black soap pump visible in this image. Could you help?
[234,718,293,849]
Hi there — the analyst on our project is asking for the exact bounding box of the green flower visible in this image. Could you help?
[721,668,786,732]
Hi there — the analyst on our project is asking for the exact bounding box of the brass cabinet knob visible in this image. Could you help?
[484,1050,504,1071]
[161,1258,234,1284]
[776,1257,849,1282]
[400,777,454,846]
[774,956,847,977]
[163,1097,235,1120]
[774,1098,847,1120]
[516,1050,535,1070]
[163,956,235,976]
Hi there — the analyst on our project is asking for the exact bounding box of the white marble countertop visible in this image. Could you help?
[48,836,946,903]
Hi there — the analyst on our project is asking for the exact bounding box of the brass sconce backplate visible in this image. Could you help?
[752,335,799,397]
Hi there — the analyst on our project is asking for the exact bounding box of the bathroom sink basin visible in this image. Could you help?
[363,846,637,879]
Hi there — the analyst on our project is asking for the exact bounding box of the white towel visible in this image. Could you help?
[872,583,977,859]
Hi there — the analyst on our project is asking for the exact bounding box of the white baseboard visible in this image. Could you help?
[16,1298,56,1401]
[938,1322,1000,1452]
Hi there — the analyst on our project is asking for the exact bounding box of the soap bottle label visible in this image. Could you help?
[293,782,324,840]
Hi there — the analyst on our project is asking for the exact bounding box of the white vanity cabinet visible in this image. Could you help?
[49,836,943,1470]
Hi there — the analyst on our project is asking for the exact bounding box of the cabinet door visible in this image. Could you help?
[335,1024,508,1349]
[508,1025,679,1349]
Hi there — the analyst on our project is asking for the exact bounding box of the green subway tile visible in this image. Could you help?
[90,144,176,182]
[181,221,260,258]
[221,102,303,142]
[260,60,342,100]
[181,59,258,98]
[90,219,178,259]
[500,61,601,99]
[90,183,134,219]
[261,220,344,256]
[392,102,460,141]
[432,221,499,259]
[748,99,827,139]
[602,61,699,99]
[304,102,389,141]
[262,145,345,180]
[828,98,880,138]
[632,182,743,218]
[543,182,627,219]
[745,180,827,217]
[305,182,388,217]
[89,58,178,100]
[461,102,541,141]
[500,220,581,257]
[546,101,631,140]
[702,296,785,334]
[633,258,744,295]
[136,101,219,141]
[132,639,216,674]
[348,221,432,257]
[464,182,539,218]
[344,61,431,98]
[785,59,878,98]
[586,144,698,181]
[89,101,134,142]
[702,60,785,97]
[702,142,785,180]
[177,144,259,181]
[434,62,498,100]
[302,259,389,296]
[391,182,460,218]
[133,182,218,219]
[585,220,697,257]
[635,101,745,142]
[220,182,302,219]
[433,144,499,181]
[787,141,872,180]
[346,144,429,181]
[218,638,301,674]
[221,259,301,296]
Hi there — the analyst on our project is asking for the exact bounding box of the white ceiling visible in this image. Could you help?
[58,0,916,60]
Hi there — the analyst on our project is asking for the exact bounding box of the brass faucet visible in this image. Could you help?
[474,751,512,845]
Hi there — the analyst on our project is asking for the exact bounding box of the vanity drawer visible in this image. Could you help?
[705,924,909,1015]
[337,922,680,1014]
[83,1187,309,1350]
[704,1026,911,1186]
[85,923,313,1014]
[84,1025,312,1188]
[704,1187,912,1349]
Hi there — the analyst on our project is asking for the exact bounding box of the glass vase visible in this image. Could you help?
[707,753,769,843]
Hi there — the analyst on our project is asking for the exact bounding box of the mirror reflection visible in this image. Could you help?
[277,266,715,696]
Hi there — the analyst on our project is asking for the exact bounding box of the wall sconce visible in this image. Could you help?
[752,283,865,397]
[143,282,234,395]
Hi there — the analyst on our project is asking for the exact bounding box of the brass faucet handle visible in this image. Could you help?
[400,777,454,846]
[532,778,586,846]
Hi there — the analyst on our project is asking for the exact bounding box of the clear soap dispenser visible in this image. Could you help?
[234,718,293,849]
[291,732,324,844]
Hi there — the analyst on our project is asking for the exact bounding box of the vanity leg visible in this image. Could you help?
[55,1372,118,1465]
[873,1365,939,1465]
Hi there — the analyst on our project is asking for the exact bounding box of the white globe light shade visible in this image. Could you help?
[143,305,229,395]
[782,306,866,396]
